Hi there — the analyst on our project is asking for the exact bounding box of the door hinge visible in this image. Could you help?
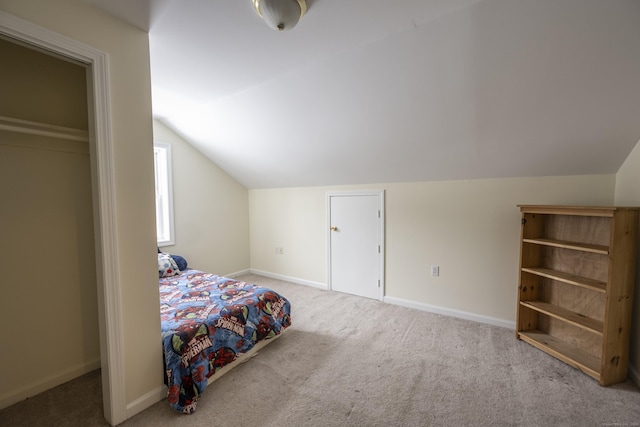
[378,210,381,218]
[378,279,381,288]
[378,245,381,253]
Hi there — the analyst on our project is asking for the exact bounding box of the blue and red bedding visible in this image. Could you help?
[159,269,291,413]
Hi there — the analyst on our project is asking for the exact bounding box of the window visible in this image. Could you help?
[154,142,175,246]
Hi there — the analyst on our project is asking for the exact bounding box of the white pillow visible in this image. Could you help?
[158,253,180,278]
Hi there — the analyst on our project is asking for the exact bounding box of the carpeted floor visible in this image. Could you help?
[2,274,639,426]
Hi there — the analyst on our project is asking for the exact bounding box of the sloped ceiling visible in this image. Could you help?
[88,0,640,189]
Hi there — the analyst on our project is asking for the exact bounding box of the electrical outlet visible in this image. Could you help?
[431,265,439,277]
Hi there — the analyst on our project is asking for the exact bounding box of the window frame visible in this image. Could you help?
[153,141,175,247]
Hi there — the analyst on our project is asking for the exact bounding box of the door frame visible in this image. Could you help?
[326,190,385,301]
[0,12,126,425]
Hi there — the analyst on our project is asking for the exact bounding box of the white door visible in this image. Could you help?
[328,191,384,300]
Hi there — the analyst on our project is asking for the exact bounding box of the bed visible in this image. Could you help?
[158,253,291,413]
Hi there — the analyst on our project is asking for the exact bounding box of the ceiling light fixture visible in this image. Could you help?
[252,0,307,32]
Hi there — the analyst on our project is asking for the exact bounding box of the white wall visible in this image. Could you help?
[250,187,327,284]
[153,120,249,276]
[615,139,640,382]
[0,0,162,415]
[0,132,100,405]
[250,174,615,323]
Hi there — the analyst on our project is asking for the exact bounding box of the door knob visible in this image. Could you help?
[330,226,338,231]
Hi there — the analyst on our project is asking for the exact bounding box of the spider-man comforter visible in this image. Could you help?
[159,270,291,413]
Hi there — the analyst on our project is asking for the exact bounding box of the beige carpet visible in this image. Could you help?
[2,273,639,426]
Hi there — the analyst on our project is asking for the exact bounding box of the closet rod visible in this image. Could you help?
[0,115,89,142]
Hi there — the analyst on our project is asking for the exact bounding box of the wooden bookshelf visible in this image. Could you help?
[516,205,639,386]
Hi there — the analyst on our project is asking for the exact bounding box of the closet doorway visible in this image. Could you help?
[0,34,100,410]
[0,13,125,425]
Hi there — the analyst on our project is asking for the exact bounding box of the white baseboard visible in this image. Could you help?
[225,268,250,278]
[126,384,167,420]
[384,296,516,329]
[0,358,101,410]
[246,270,513,329]
[249,269,328,290]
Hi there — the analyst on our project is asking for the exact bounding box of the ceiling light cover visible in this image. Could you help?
[253,0,307,31]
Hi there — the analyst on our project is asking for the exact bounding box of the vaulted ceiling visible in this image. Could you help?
[88,0,640,189]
